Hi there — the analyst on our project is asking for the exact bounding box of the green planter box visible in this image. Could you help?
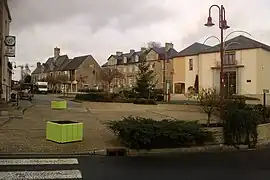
[46,121,83,143]
[51,101,67,110]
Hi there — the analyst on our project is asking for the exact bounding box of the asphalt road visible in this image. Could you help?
[1,149,270,179]
[31,94,81,108]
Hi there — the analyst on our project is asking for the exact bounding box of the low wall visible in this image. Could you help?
[204,123,270,144]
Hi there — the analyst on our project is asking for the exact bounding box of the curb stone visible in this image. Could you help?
[127,140,270,156]
[22,103,34,114]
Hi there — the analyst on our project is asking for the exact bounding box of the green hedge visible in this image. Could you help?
[223,99,261,149]
[133,98,157,105]
[75,92,133,103]
[106,116,213,150]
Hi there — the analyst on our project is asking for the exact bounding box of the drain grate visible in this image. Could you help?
[106,148,127,156]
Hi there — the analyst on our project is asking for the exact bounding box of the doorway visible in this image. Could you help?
[223,71,236,97]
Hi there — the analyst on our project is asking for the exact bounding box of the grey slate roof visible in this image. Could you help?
[62,55,91,71]
[175,43,211,57]
[202,35,270,53]
[107,46,178,66]
[32,55,69,74]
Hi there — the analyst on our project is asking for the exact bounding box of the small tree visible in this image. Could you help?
[197,88,220,126]
[56,74,69,95]
[77,74,88,89]
[148,41,161,48]
[45,75,58,92]
[24,75,32,83]
[134,60,156,99]
[101,67,123,93]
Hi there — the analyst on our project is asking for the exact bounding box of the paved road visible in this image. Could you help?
[78,149,270,180]
[2,149,270,179]
[31,94,81,108]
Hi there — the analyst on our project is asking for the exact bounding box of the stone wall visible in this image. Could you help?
[204,123,270,144]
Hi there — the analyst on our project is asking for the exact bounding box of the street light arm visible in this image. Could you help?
[209,4,221,17]
[203,35,221,45]
[224,30,251,41]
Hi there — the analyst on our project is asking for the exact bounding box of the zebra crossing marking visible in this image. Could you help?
[0,158,79,165]
[0,170,82,179]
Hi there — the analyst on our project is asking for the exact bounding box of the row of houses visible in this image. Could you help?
[32,35,270,96]
[0,0,12,102]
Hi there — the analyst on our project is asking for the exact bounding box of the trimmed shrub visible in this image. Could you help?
[223,100,261,149]
[133,98,157,105]
[75,92,133,103]
[106,116,213,150]
[78,89,104,93]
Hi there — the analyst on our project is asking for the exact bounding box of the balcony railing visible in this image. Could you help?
[212,60,244,69]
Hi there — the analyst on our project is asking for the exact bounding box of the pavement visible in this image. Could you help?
[0,94,220,153]
[1,148,270,179]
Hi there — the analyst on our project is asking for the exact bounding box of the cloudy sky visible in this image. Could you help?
[8,0,270,80]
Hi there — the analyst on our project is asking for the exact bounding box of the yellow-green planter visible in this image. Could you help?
[51,101,67,110]
[46,121,83,143]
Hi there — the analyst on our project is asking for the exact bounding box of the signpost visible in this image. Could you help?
[263,89,269,121]
[4,36,16,57]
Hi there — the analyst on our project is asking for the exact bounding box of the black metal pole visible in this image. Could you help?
[263,92,266,121]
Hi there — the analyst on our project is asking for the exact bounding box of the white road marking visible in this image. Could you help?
[0,170,82,179]
[0,158,79,165]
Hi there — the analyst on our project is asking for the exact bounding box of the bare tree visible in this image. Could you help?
[101,68,123,93]
[148,41,161,48]
[77,74,88,89]
[197,88,221,126]
[45,75,58,92]
[56,74,69,95]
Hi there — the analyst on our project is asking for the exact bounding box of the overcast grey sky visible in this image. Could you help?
[8,0,270,80]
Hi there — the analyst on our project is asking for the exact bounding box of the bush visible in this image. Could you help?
[106,116,213,150]
[120,90,137,99]
[78,89,103,93]
[75,92,133,103]
[133,98,157,105]
[223,100,261,149]
[231,95,260,101]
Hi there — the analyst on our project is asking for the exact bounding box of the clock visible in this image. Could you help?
[5,36,15,46]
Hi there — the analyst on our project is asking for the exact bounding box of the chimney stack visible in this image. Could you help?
[141,47,147,52]
[37,62,41,68]
[54,47,60,60]
[116,51,123,56]
[165,43,173,51]
[130,49,135,54]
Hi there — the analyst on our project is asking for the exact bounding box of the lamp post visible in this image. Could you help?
[205,5,230,99]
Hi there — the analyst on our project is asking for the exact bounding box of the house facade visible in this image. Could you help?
[172,43,210,94]
[0,0,12,101]
[32,47,102,92]
[104,43,177,92]
[199,35,270,95]
[172,35,270,96]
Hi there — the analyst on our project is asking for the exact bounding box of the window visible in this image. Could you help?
[135,55,139,62]
[224,52,236,65]
[123,57,127,63]
[189,59,193,71]
[64,71,68,75]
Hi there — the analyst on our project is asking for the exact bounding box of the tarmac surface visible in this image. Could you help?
[1,148,270,179]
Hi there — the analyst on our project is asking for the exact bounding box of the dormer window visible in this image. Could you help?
[123,57,127,64]
[135,55,139,62]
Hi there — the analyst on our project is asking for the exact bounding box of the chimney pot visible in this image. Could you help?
[54,47,60,59]
[116,51,123,56]
[141,47,147,52]
[165,43,173,51]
